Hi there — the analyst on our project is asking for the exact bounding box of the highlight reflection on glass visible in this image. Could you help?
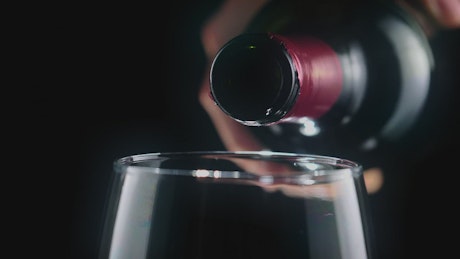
[98,151,374,259]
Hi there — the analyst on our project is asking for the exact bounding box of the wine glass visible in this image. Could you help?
[98,151,374,259]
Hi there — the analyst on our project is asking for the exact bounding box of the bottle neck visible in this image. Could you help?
[209,33,344,126]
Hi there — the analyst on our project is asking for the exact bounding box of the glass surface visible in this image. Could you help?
[99,151,374,259]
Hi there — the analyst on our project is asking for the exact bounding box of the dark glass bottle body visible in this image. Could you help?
[209,0,434,161]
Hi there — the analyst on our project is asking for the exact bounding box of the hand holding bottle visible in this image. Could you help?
[198,0,460,194]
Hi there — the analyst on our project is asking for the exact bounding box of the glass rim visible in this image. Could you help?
[113,151,362,182]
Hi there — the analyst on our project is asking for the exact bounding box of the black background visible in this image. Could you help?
[15,1,459,258]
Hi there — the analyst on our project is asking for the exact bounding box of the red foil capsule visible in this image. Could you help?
[269,33,343,122]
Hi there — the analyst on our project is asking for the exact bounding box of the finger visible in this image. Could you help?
[255,167,383,198]
[200,0,269,59]
[421,0,460,28]
[363,167,384,194]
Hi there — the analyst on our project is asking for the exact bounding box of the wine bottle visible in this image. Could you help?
[208,0,434,158]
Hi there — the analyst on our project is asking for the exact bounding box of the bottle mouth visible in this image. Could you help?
[210,33,298,126]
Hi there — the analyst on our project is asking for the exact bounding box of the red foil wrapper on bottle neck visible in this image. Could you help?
[269,33,343,122]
